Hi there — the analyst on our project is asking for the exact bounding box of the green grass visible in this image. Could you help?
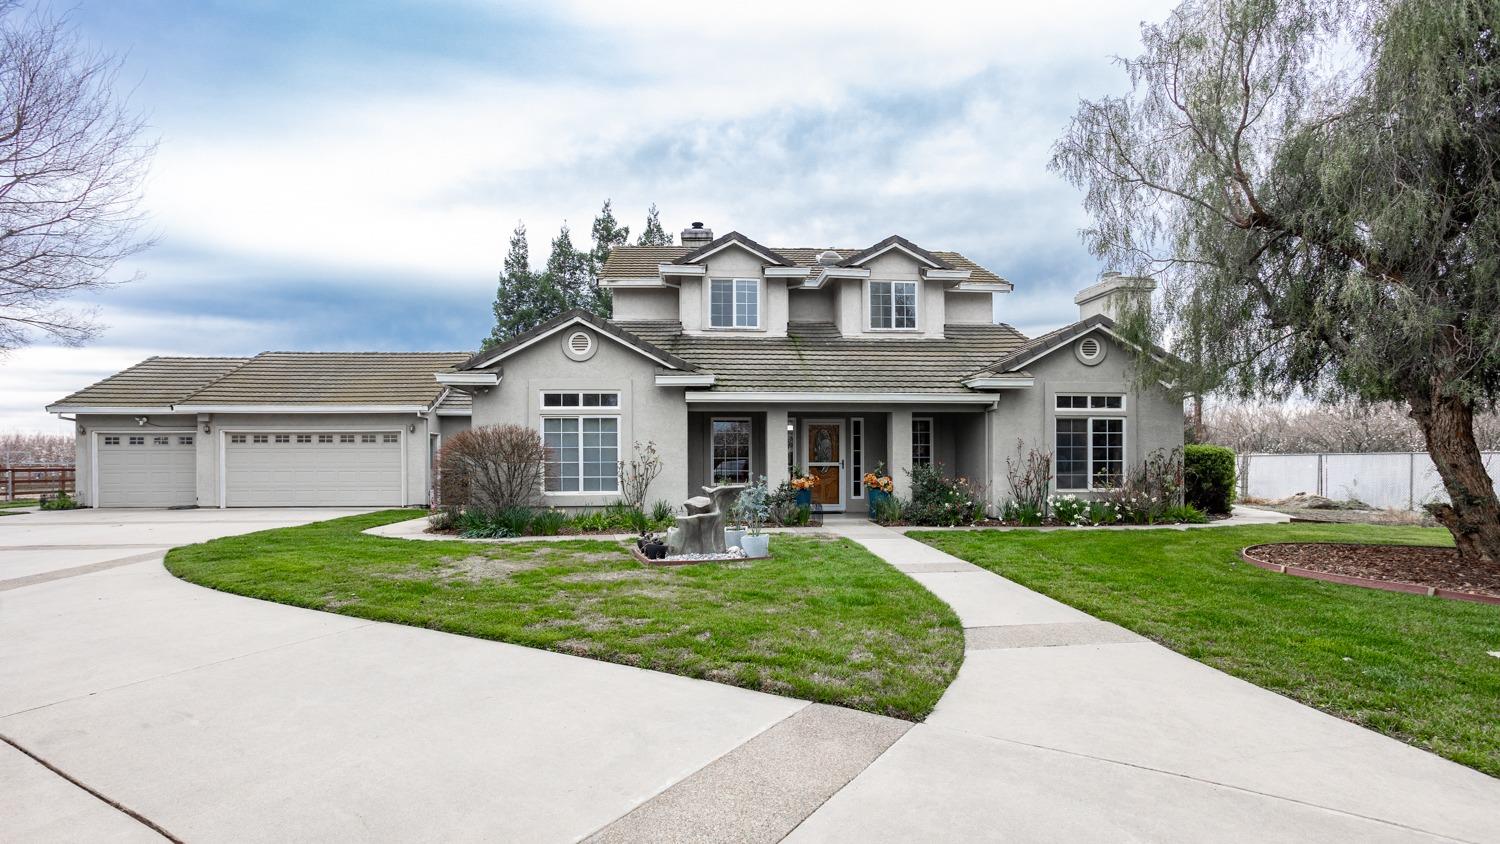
[914,523,1500,776]
[166,510,963,720]
[0,498,38,510]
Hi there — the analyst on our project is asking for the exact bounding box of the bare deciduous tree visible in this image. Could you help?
[617,440,662,510]
[0,5,154,353]
[0,431,70,465]
[1200,402,1500,454]
[435,425,546,515]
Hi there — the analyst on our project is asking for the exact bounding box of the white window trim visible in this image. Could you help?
[1055,393,1127,413]
[849,417,864,499]
[538,389,622,413]
[706,277,763,331]
[866,278,921,332]
[541,414,621,496]
[911,416,934,466]
[708,416,754,485]
[1054,416,1127,492]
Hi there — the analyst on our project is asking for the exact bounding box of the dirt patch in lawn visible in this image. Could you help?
[1248,543,1500,599]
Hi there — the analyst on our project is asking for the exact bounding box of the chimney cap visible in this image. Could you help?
[681,221,714,243]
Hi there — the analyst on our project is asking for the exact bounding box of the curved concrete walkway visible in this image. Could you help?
[795,518,1500,843]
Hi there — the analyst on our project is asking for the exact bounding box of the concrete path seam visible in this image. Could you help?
[0,732,180,843]
[0,550,170,592]
[0,543,183,551]
[0,619,379,720]
[922,723,1476,844]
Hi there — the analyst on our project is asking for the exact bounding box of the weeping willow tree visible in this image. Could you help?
[1053,0,1500,565]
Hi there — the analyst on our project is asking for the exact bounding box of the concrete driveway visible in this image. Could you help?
[5,508,1499,843]
[2,509,903,843]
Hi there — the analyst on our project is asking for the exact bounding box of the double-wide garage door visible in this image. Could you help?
[224,431,403,507]
[97,433,197,507]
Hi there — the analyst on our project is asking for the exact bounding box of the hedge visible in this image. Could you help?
[1184,444,1237,515]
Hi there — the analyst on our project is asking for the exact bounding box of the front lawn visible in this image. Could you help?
[915,523,1500,776]
[167,510,963,720]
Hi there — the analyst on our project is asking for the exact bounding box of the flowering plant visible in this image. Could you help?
[862,469,894,494]
[790,471,818,490]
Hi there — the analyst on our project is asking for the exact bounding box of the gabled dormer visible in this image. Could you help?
[599,223,1013,338]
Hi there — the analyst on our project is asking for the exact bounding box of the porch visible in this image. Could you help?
[684,404,991,513]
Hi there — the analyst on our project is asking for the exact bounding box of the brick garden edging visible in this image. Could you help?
[1238,543,1500,606]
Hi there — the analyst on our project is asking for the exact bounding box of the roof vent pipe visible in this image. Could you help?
[681,222,714,248]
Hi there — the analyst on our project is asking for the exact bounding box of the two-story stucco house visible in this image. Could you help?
[48,222,1183,510]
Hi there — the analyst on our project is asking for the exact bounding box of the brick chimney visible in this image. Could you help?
[1074,271,1155,322]
[680,222,714,249]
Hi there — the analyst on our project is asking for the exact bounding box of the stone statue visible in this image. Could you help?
[666,484,745,555]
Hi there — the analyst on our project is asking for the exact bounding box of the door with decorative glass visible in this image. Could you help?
[803,419,844,511]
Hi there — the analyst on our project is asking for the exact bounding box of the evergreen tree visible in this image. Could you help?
[481,223,566,349]
[543,223,594,313]
[587,199,630,317]
[637,203,673,246]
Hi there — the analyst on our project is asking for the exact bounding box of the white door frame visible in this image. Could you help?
[801,417,846,512]
[218,425,407,508]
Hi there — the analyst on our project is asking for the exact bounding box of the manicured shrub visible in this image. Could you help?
[903,463,986,526]
[40,491,79,511]
[1184,444,1237,515]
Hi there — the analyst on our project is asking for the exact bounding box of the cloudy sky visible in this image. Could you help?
[2,0,1178,432]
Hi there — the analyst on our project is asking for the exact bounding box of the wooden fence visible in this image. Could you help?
[2,466,75,501]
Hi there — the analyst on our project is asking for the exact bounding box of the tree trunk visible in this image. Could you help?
[1408,391,1500,567]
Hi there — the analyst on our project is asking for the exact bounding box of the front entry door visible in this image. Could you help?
[804,419,844,511]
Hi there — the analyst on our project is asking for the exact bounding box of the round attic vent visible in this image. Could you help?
[1076,335,1105,365]
[563,330,596,361]
[817,250,842,266]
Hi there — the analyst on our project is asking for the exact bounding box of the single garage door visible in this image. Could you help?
[97,432,197,507]
[224,431,403,506]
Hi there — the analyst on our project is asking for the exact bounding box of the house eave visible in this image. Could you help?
[48,405,178,416]
[174,404,432,414]
[954,280,1014,293]
[654,373,716,387]
[683,391,997,405]
[601,276,673,287]
[435,371,502,387]
[961,376,1035,390]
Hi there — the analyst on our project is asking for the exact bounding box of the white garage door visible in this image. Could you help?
[224,431,403,507]
[97,432,197,507]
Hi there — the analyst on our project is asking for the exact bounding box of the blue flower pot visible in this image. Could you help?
[867,488,889,519]
[795,488,812,507]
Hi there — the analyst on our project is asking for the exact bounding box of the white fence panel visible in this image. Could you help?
[1241,451,1500,511]
[1243,454,1320,501]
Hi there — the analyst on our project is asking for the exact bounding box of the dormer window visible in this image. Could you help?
[869,280,918,330]
[709,278,759,329]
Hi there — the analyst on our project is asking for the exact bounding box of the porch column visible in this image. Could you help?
[764,408,789,489]
[888,408,913,497]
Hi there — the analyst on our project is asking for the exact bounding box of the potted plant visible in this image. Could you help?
[737,478,772,557]
[724,499,746,550]
[789,469,816,507]
[863,463,895,519]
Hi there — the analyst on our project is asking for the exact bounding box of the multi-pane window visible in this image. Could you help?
[911,417,933,466]
[230,434,246,444]
[272,434,287,443]
[710,418,752,484]
[543,417,619,492]
[296,434,313,444]
[1056,418,1125,490]
[361,434,377,443]
[128,436,145,445]
[153,436,170,445]
[1056,394,1124,410]
[383,433,399,443]
[340,434,355,443]
[178,436,194,446]
[104,435,119,445]
[869,280,918,330]
[542,391,619,408]
[850,418,864,498]
[709,278,759,329]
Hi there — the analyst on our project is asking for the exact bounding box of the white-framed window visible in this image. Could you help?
[152,436,169,446]
[1056,417,1125,490]
[1056,394,1124,411]
[383,433,399,443]
[178,436,194,446]
[543,416,619,492]
[296,434,312,444]
[709,278,760,329]
[271,434,287,443]
[912,417,933,466]
[710,417,752,485]
[869,280,918,330]
[128,436,144,446]
[361,433,377,443]
[542,391,620,408]
[229,434,246,444]
[103,435,119,445]
[317,434,333,443]
[850,417,864,498]
[340,434,355,443]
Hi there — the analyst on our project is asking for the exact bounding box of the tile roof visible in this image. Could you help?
[455,309,694,372]
[600,243,1008,285]
[52,352,473,410]
[49,357,250,408]
[613,320,1030,393]
[976,314,1175,375]
[180,351,472,406]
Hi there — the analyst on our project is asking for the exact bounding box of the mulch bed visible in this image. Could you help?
[1242,542,1500,602]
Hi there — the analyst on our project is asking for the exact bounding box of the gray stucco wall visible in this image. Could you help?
[987,331,1184,504]
[470,323,690,508]
[611,287,678,320]
[945,292,996,325]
